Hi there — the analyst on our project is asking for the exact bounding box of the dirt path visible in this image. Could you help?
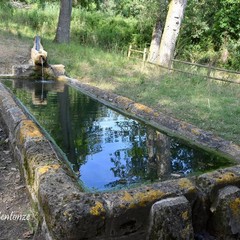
[0,34,44,239]
[0,33,30,74]
[0,121,36,240]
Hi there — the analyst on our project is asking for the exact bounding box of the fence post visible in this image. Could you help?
[168,58,173,71]
[207,61,213,79]
[127,44,132,59]
[143,48,147,62]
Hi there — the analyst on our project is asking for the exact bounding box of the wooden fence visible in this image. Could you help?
[127,44,148,62]
[127,45,240,84]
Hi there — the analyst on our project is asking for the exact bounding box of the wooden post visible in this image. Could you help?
[143,48,147,62]
[168,58,173,71]
[207,61,213,79]
[127,44,132,59]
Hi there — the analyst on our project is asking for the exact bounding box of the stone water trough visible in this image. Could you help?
[0,37,240,240]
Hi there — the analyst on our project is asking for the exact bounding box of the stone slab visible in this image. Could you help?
[147,196,194,240]
[209,186,240,238]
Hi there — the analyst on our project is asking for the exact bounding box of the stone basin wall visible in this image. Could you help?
[1,78,240,240]
[0,64,65,80]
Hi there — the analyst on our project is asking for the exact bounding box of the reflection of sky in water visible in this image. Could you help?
[80,112,146,190]
[1,79,235,192]
[171,146,194,175]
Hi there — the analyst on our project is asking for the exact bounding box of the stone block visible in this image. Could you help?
[209,185,240,238]
[48,64,65,78]
[147,196,194,240]
[12,64,40,78]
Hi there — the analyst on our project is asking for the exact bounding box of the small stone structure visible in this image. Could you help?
[0,36,65,79]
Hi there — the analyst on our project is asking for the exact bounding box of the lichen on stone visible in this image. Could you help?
[24,156,35,186]
[181,224,192,239]
[38,164,60,175]
[230,197,240,217]
[121,192,133,202]
[90,201,105,216]
[132,103,155,115]
[216,172,236,184]
[178,178,195,191]
[121,190,165,208]
[182,210,189,220]
[63,210,73,221]
[191,128,201,135]
[19,120,43,144]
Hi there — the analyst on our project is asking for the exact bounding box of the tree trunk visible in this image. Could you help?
[58,85,78,171]
[54,0,72,43]
[157,0,187,67]
[147,18,163,64]
[147,129,171,180]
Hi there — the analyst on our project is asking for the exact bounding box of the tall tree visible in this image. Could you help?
[147,0,168,63]
[55,0,72,43]
[157,0,187,67]
[148,18,163,63]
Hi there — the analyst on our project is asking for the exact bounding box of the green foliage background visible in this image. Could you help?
[178,0,240,69]
[0,0,239,69]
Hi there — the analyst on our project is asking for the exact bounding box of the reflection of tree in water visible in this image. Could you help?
[103,120,146,143]
[106,128,233,189]
[171,141,194,175]
[85,123,103,155]
[56,86,103,171]
[105,124,176,189]
[170,141,232,175]
[146,129,171,181]
[106,145,148,189]
[59,89,224,185]
[105,120,148,189]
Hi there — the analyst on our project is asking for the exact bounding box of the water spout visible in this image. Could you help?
[31,36,48,66]
[40,56,44,101]
[40,56,44,81]
[40,81,44,102]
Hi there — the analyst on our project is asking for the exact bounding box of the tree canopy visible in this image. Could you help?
[178,0,240,68]
[2,0,240,69]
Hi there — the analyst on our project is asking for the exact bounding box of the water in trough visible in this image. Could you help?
[1,79,235,191]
